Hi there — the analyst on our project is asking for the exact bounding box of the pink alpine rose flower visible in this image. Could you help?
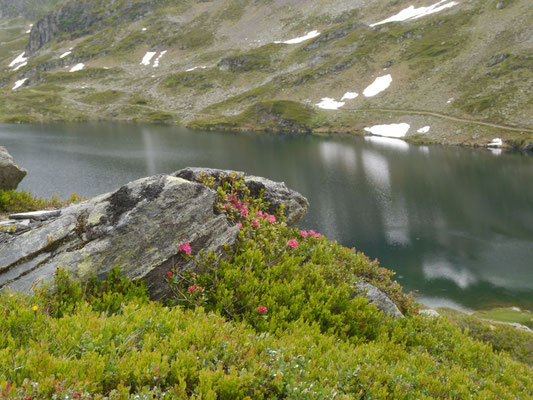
[268,215,276,224]
[315,233,322,238]
[309,230,316,237]
[179,242,192,255]
[287,239,299,248]
[300,230,308,237]
[237,222,243,229]
[251,218,259,227]
[257,305,268,315]
[166,271,173,279]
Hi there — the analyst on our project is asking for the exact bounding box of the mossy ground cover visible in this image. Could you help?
[1,174,531,398]
[191,100,321,134]
[472,307,533,329]
[81,90,124,105]
[438,308,533,366]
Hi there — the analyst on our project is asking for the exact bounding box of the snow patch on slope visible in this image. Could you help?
[341,92,359,101]
[274,30,320,44]
[140,51,157,66]
[316,98,345,110]
[186,66,207,72]
[370,0,459,27]
[13,78,28,90]
[9,52,27,69]
[69,63,85,72]
[153,51,167,68]
[364,123,410,138]
[363,74,392,97]
[13,62,27,71]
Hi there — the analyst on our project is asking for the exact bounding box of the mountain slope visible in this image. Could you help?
[1,0,532,149]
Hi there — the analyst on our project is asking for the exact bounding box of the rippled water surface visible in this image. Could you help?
[1,123,532,310]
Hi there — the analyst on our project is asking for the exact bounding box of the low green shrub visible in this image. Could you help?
[167,173,416,344]
[440,309,533,366]
[0,190,83,213]
[0,271,531,399]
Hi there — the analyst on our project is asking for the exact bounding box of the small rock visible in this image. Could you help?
[352,280,404,319]
[496,1,505,9]
[487,53,510,67]
[383,61,392,68]
[0,146,27,190]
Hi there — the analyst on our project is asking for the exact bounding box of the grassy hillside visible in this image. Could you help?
[1,176,532,398]
[0,0,532,148]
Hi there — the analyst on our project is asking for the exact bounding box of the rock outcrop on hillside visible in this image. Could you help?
[0,146,27,190]
[0,170,309,298]
[0,174,239,298]
[173,167,310,226]
[0,168,404,317]
[27,0,156,54]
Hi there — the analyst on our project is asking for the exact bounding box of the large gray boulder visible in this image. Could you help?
[352,280,404,319]
[0,170,312,299]
[173,167,309,226]
[0,146,27,190]
[0,174,240,299]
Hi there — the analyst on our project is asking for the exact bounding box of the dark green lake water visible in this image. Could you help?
[1,122,532,311]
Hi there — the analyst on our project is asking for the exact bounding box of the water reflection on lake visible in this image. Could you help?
[1,122,532,310]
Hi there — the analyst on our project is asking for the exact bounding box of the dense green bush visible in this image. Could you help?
[440,309,533,366]
[1,271,531,399]
[167,172,416,342]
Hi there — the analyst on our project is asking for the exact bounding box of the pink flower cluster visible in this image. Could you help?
[223,193,251,218]
[257,211,276,224]
[188,284,203,293]
[287,239,299,248]
[257,305,268,315]
[300,230,322,239]
[179,242,192,255]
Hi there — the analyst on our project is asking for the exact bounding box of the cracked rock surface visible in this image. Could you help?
[0,174,239,299]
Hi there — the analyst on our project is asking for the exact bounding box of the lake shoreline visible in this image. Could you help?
[3,111,533,152]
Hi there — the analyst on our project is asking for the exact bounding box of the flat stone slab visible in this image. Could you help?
[9,210,61,221]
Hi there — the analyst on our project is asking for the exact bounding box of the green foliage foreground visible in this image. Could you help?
[0,175,532,399]
[0,190,83,213]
